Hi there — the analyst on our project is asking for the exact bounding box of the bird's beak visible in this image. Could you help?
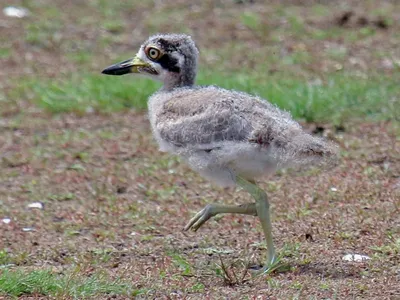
[101,56,150,76]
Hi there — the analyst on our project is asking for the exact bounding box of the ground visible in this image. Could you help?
[0,0,399,299]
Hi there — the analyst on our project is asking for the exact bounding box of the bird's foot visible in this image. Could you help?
[183,204,216,232]
[248,256,282,277]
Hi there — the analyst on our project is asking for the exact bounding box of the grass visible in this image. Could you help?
[0,268,140,298]
[3,0,399,124]
[10,71,399,123]
[10,75,159,114]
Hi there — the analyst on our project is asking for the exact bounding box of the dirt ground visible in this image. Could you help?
[1,112,399,298]
[1,0,400,299]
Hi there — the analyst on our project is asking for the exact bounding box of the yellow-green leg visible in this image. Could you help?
[184,203,256,231]
[184,176,277,274]
[236,176,277,274]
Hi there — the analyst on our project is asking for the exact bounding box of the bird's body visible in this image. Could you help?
[102,33,337,274]
[148,85,331,187]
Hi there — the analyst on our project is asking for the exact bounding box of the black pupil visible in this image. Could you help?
[150,49,157,57]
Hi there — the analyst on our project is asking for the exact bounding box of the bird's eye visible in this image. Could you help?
[146,47,161,60]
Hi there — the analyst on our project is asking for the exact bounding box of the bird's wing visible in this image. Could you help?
[155,86,337,166]
[155,87,252,148]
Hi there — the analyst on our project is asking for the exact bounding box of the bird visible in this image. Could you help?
[102,33,337,274]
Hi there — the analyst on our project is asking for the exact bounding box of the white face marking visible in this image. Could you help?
[173,51,185,68]
[137,48,147,60]
[135,48,162,80]
[136,47,180,84]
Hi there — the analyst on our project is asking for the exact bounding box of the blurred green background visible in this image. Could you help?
[1,0,399,123]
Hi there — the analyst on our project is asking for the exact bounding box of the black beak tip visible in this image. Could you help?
[101,64,132,76]
[101,67,115,75]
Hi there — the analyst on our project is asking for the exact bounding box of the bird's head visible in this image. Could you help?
[102,33,199,89]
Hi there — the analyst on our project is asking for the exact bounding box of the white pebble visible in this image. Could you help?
[2,218,11,224]
[342,254,370,262]
[3,6,30,18]
[27,202,44,209]
[22,227,34,232]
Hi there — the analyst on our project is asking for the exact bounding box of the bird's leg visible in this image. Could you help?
[236,176,277,274]
[184,203,256,232]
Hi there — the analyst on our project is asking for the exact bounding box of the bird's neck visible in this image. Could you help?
[161,68,196,91]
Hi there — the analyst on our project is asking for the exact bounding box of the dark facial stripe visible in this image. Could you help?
[157,53,180,73]
[157,38,179,52]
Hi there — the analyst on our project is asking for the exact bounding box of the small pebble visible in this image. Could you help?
[22,227,35,232]
[342,254,370,262]
[2,218,11,224]
[3,6,30,18]
[27,202,44,210]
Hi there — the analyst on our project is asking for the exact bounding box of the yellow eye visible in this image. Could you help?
[147,47,161,60]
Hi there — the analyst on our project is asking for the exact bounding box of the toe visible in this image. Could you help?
[183,208,205,231]
[191,215,208,231]
[183,205,215,231]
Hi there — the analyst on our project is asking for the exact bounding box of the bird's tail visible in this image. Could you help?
[268,130,339,169]
[290,133,338,165]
